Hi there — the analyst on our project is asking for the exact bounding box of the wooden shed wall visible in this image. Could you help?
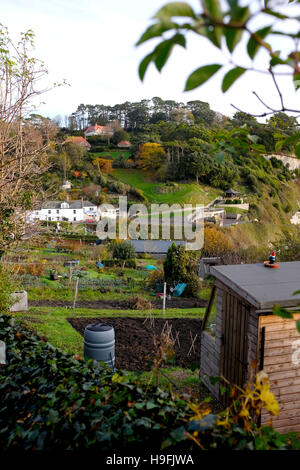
[259,314,300,433]
[199,288,223,399]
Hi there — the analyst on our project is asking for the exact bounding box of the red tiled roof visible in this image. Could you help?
[64,136,90,146]
[117,140,131,146]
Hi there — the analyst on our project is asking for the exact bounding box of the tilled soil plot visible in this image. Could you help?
[30,298,207,310]
[68,317,202,371]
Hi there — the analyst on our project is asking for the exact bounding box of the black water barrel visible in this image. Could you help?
[84,323,115,367]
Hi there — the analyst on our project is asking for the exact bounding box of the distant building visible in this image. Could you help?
[84,124,114,138]
[63,136,91,150]
[27,200,98,223]
[61,180,72,191]
[291,211,300,225]
[117,140,131,148]
[129,240,186,255]
[225,188,240,198]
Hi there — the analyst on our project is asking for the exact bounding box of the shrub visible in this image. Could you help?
[14,263,45,277]
[112,241,136,263]
[164,244,200,297]
[0,265,19,313]
[203,226,232,257]
[146,269,164,289]
[0,315,293,450]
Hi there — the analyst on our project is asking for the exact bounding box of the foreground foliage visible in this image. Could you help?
[0,315,295,450]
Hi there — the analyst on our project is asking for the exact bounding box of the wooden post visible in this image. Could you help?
[68,265,72,286]
[72,278,79,316]
[162,282,166,316]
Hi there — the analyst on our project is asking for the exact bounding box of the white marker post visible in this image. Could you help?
[162,282,166,316]
[72,278,79,316]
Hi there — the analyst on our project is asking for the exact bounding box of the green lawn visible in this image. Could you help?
[93,151,130,160]
[113,169,222,205]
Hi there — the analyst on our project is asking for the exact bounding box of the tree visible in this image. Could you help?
[112,241,136,268]
[112,129,130,144]
[136,143,166,171]
[137,1,300,122]
[170,107,194,124]
[163,243,200,297]
[187,151,207,184]
[92,158,114,175]
[0,26,58,253]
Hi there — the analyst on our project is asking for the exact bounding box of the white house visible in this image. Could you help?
[291,210,300,225]
[27,200,98,223]
[84,124,114,138]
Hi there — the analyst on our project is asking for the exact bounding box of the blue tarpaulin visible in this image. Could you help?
[173,283,187,297]
[145,265,158,271]
[96,262,104,269]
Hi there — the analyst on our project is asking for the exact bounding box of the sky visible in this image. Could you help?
[2,0,300,121]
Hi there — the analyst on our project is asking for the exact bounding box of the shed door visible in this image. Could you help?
[259,314,300,433]
[220,292,249,404]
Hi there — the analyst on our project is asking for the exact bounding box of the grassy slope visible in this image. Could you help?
[113,169,222,205]
[225,179,300,249]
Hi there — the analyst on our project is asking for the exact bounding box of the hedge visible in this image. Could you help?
[0,315,293,450]
[0,315,190,450]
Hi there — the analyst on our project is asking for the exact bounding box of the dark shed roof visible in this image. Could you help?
[129,240,186,254]
[210,262,300,310]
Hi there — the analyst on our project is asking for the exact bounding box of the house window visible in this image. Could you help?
[56,210,60,214]
[73,217,76,221]
[73,210,76,214]
[48,217,51,221]
[48,210,51,214]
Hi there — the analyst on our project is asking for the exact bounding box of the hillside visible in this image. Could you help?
[112,169,222,205]
[41,99,300,258]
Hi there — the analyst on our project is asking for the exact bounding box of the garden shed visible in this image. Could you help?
[200,262,300,433]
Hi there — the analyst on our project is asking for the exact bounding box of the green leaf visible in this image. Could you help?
[225,27,243,53]
[225,6,250,52]
[262,8,289,20]
[294,73,300,91]
[297,320,300,334]
[153,34,186,71]
[138,52,154,81]
[154,2,197,20]
[201,0,222,19]
[209,376,220,385]
[295,145,300,159]
[247,26,272,59]
[184,64,222,91]
[270,55,288,67]
[222,67,246,92]
[201,0,223,48]
[293,289,300,295]
[136,20,176,46]
[273,304,293,319]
